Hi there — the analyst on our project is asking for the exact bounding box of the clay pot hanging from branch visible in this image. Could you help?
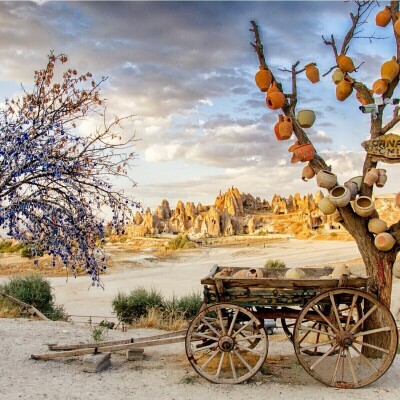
[381,56,399,83]
[376,6,391,27]
[368,218,388,235]
[266,82,286,110]
[294,143,315,162]
[304,62,320,84]
[353,196,375,217]
[336,76,354,101]
[332,69,344,85]
[375,232,396,252]
[302,163,315,181]
[316,170,337,189]
[297,109,316,128]
[336,54,356,73]
[255,66,272,92]
[372,78,388,95]
[278,116,293,140]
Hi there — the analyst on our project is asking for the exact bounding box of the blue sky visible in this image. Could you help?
[1,1,399,210]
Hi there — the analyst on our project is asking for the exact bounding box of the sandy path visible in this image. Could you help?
[0,318,399,400]
[45,239,361,318]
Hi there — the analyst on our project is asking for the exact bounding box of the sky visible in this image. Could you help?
[1,0,400,211]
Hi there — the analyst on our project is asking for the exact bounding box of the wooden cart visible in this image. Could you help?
[185,265,399,388]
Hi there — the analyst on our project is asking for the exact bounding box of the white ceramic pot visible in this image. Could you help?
[318,197,337,215]
[368,218,388,234]
[316,170,337,189]
[329,185,351,207]
[353,196,375,217]
[374,232,396,251]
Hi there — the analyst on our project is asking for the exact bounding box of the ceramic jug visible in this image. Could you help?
[302,163,315,181]
[353,196,375,217]
[305,62,320,84]
[255,66,272,92]
[336,54,356,73]
[316,170,337,189]
[375,232,396,251]
[278,116,293,140]
[376,169,387,188]
[329,185,351,208]
[364,168,379,187]
[336,76,354,101]
[376,6,391,27]
[372,79,388,95]
[274,115,285,140]
[381,56,399,82]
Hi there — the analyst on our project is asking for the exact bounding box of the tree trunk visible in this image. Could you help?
[340,206,396,356]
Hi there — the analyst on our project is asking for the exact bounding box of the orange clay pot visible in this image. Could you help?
[255,66,272,92]
[376,6,391,27]
[381,56,399,82]
[266,85,286,110]
[372,78,388,95]
[302,163,315,181]
[336,54,356,73]
[336,76,353,101]
[274,115,284,140]
[294,143,315,162]
[305,62,320,84]
[394,13,400,36]
[278,116,293,140]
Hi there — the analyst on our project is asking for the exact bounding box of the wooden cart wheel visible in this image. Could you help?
[185,303,268,384]
[293,288,398,388]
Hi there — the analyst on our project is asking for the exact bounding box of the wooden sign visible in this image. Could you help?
[361,133,400,163]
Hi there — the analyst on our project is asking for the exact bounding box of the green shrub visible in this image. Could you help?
[112,287,164,323]
[0,240,24,254]
[264,259,286,269]
[20,246,44,259]
[167,234,196,250]
[91,325,109,342]
[175,292,203,319]
[0,275,67,321]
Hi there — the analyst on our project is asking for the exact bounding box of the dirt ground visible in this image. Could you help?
[0,318,399,400]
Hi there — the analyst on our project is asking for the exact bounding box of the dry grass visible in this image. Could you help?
[0,296,22,318]
[132,307,188,331]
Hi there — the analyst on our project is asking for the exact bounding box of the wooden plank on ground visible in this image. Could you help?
[48,329,187,351]
[0,289,49,321]
[32,335,186,360]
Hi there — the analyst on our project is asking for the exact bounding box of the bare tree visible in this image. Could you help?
[0,52,138,284]
[250,1,400,310]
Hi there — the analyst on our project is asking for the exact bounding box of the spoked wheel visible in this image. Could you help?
[294,288,398,388]
[185,303,268,384]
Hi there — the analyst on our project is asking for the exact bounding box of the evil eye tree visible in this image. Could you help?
[0,53,137,284]
[251,1,400,311]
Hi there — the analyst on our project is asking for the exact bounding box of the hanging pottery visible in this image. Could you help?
[332,69,344,85]
[349,176,363,191]
[316,170,337,189]
[288,141,301,164]
[266,82,285,110]
[278,116,293,140]
[302,163,315,181]
[374,232,396,251]
[344,181,358,200]
[329,185,351,208]
[394,13,400,36]
[353,196,375,217]
[255,66,272,92]
[381,56,399,82]
[376,6,391,27]
[363,167,379,187]
[294,143,315,162]
[376,169,387,188]
[318,197,337,215]
[336,76,354,101]
[336,54,356,73]
[304,62,320,84]
[368,218,388,234]
[297,109,316,128]
[372,78,388,95]
[274,115,285,140]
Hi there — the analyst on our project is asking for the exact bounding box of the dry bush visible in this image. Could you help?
[133,307,187,331]
[0,296,22,318]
